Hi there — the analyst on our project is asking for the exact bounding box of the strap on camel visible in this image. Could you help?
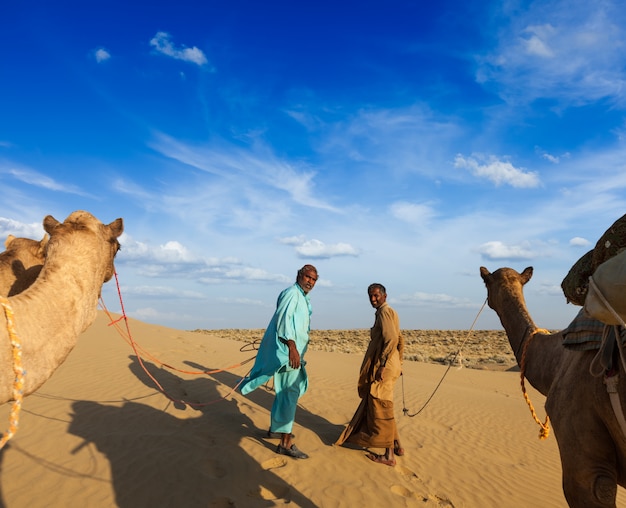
[588,277,626,439]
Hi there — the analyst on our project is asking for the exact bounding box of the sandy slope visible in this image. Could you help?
[0,312,624,507]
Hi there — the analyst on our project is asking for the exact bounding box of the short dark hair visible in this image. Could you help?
[298,264,318,278]
[368,283,386,294]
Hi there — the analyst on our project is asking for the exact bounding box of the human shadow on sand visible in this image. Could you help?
[67,356,318,508]
[185,359,344,447]
[0,448,6,508]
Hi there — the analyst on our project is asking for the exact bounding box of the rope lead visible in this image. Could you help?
[0,297,26,449]
[402,298,488,417]
[520,328,551,440]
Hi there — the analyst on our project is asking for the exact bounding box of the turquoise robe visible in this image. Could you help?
[240,283,311,395]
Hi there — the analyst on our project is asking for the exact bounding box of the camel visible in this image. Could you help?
[0,234,48,296]
[0,211,123,404]
[480,266,626,508]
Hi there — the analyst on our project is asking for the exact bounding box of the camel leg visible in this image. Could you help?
[561,470,617,508]
[552,419,618,507]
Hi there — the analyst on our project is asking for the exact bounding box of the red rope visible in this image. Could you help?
[101,272,254,408]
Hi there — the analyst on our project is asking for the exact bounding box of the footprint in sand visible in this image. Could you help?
[261,456,288,470]
[396,464,419,481]
[391,484,416,498]
[389,465,421,500]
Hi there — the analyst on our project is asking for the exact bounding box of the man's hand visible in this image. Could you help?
[375,365,385,381]
[283,339,301,369]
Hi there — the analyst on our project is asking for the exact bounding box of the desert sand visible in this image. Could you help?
[1,312,625,507]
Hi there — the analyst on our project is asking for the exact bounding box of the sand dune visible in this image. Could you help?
[0,312,624,507]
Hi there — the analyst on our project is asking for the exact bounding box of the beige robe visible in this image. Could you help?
[336,302,404,448]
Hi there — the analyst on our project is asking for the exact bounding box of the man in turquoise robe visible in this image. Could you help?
[240,264,318,459]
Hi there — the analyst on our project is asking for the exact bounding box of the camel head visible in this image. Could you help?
[479,266,533,311]
[43,211,124,284]
[4,233,49,260]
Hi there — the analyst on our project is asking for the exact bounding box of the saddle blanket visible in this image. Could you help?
[562,309,626,351]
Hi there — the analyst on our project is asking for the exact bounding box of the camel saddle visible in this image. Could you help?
[562,212,626,306]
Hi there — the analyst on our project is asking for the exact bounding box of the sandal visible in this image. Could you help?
[394,440,404,456]
[276,444,309,459]
[366,453,396,467]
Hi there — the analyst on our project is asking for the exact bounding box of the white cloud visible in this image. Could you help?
[393,291,475,309]
[279,236,359,259]
[130,306,196,323]
[217,297,267,307]
[454,154,540,188]
[0,217,44,239]
[94,48,111,63]
[569,237,591,247]
[477,240,536,260]
[199,267,290,284]
[149,32,208,67]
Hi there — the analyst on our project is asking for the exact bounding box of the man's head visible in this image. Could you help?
[297,264,318,294]
[367,283,387,309]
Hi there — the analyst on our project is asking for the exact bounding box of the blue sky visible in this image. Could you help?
[2,0,626,331]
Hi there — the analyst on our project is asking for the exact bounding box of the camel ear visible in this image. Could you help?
[107,218,124,238]
[520,266,533,284]
[43,215,60,235]
[4,234,16,248]
[479,266,491,282]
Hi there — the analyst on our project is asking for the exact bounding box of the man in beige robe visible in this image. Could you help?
[336,283,404,466]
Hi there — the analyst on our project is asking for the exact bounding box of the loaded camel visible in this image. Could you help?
[0,211,123,404]
[0,234,48,296]
[480,266,626,508]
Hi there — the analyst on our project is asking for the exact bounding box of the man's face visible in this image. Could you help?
[297,268,318,294]
[368,288,387,308]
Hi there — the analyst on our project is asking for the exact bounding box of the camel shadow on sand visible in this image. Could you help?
[67,356,326,508]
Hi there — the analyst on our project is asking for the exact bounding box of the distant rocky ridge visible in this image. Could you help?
[190,328,521,371]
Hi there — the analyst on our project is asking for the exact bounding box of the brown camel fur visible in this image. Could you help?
[480,266,626,508]
[0,211,123,404]
[0,234,49,296]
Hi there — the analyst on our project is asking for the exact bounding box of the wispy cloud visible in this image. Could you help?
[121,285,205,299]
[393,291,475,309]
[0,164,92,196]
[477,0,626,106]
[150,133,340,212]
[390,201,437,225]
[149,32,209,67]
